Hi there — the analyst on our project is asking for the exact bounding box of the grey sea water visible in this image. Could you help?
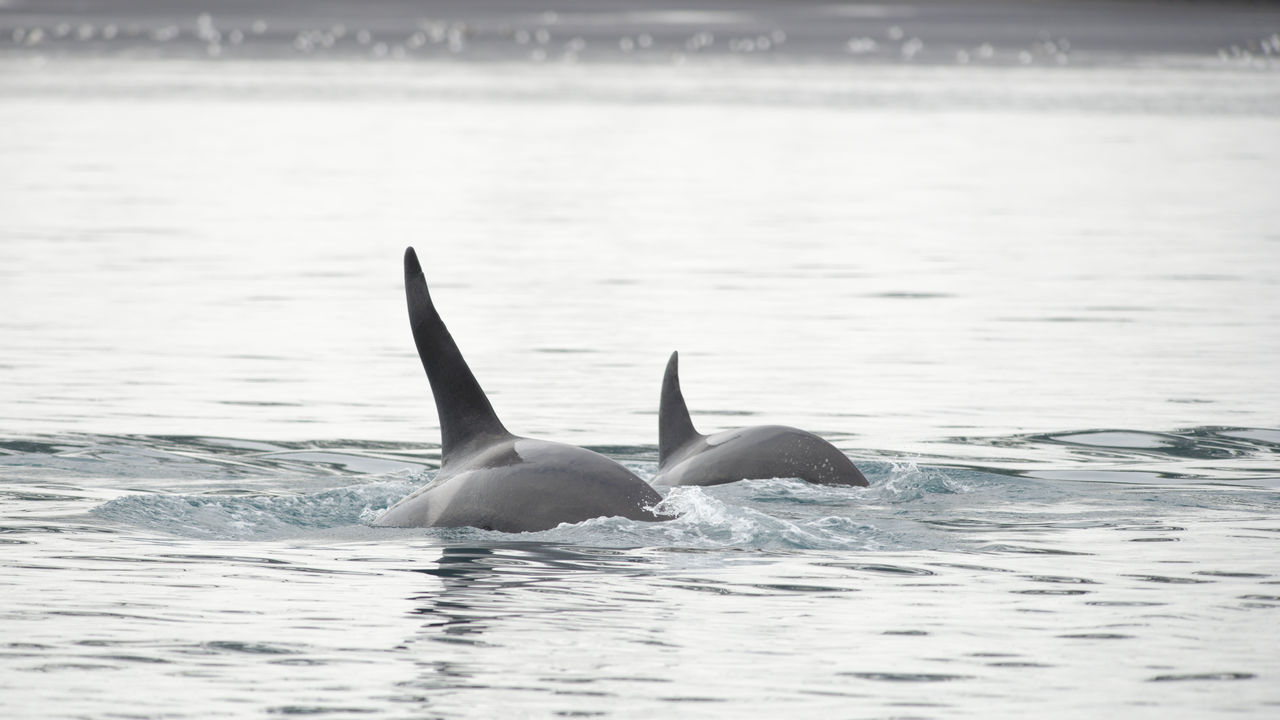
[2,1,1280,718]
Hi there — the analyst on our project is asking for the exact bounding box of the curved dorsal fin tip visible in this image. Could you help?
[404,246,423,277]
[659,349,700,463]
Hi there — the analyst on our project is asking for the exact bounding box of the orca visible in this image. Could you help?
[653,351,869,487]
[375,248,665,532]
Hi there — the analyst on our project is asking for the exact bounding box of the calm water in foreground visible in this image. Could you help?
[2,6,1280,717]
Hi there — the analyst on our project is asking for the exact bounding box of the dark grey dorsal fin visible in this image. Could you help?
[659,351,701,463]
[404,247,509,461]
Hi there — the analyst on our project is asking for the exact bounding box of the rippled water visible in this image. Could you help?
[4,434,1280,717]
[3,2,1280,717]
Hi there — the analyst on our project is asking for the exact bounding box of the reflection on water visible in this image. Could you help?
[372,536,1280,716]
[407,544,655,642]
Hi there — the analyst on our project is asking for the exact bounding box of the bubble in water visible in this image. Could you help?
[901,37,923,60]
[686,31,713,51]
[196,13,216,43]
[846,37,878,54]
[151,26,179,42]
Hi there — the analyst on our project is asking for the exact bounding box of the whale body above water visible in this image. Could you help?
[374,248,665,532]
[653,352,869,488]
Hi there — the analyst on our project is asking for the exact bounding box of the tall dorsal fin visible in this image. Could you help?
[659,351,701,463]
[404,247,510,462]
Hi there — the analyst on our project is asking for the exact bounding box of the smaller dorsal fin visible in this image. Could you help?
[404,247,510,462]
[659,351,701,463]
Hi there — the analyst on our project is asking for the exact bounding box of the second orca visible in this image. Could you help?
[653,351,869,487]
